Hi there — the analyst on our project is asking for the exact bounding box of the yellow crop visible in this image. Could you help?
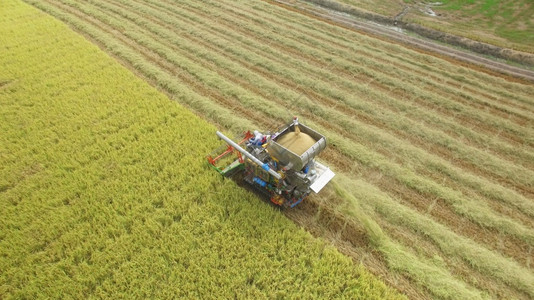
[0,1,404,298]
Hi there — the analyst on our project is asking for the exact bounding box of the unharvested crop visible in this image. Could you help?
[0,1,404,298]
[323,0,534,53]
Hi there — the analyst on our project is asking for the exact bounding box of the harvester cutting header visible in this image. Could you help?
[207,117,335,208]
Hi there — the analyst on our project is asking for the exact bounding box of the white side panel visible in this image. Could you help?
[310,167,335,193]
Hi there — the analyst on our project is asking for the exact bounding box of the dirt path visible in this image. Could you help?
[268,0,534,83]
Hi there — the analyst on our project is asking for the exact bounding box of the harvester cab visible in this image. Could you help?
[207,117,335,208]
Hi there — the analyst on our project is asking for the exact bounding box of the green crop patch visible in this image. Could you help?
[0,1,403,298]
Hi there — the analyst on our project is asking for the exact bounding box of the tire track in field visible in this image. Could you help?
[376,216,524,300]
[368,167,534,266]
[284,192,430,300]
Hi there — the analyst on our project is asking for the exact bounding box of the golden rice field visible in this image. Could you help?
[4,0,534,299]
[0,1,403,298]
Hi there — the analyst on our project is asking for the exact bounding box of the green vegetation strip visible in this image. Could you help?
[331,0,534,53]
[0,1,404,298]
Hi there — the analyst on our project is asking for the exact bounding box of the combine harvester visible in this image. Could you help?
[207,117,335,208]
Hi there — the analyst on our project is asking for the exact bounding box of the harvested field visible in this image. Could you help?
[17,0,534,299]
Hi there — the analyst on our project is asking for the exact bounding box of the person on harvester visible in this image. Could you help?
[249,130,267,146]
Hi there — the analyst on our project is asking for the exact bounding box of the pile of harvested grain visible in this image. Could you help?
[276,131,316,155]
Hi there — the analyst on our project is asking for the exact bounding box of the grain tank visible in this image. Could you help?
[207,117,335,208]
